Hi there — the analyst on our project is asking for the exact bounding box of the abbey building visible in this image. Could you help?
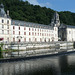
[0,3,74,43]
[0,3,60,43]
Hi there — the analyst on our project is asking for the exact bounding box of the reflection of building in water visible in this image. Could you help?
[0,57,61,75]
[67,54,75,65]
[58,55,68,72]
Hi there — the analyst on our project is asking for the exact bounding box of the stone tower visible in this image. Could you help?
[0,3,11,43]
[51,11,60,27]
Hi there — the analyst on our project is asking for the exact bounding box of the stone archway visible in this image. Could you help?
[51,37,54,41]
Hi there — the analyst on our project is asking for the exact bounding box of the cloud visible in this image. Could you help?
[24,0,52,8]
[40,2,52,8]
[25,0,40,5]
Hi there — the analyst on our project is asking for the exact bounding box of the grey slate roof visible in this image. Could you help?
[11,20,54,30]
[67,25,75,28]
[59,23,75,29]
[59,24,67,28]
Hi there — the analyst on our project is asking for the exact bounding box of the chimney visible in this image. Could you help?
[7,10,9,16]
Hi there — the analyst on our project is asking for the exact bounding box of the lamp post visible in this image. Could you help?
[17,36,22,56]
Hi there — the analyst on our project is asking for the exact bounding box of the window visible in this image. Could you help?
[24,32,26,35]
[13,31,15,34]
[40,38,42,42]
[35,33,36,36]
[29,38,31,41]
[38,29,39,31]
[35,38,37,41]
[32,28,34,31]
[7,25,9,29]
[69,31,71,34]
[7,30,9,34]
[19,39,21,42]
[29,32,30,35]
[35,29,36,31]
[38,33,39,36]
[2,30,4,34]
[19,31,20,35]
[32,32,34,35]
[45,33,46,36]
[24,27,26,30]
[29,28,30,31]
[2,25,4,28]
[2,19,4,23]
[19,27,20,30]
[13,26,15,29]
[24,38,26,41]
[7,38,9,42]
[7,20,9,24]
[42,33,44,36]
[13,38,15,42]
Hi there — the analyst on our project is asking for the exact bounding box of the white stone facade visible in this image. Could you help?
[11,22,58,42]
[0,17,11,43]
[0,4,59,43]
[67,27,75,41]
[58,24,75,41]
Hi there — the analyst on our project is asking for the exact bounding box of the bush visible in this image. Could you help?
[0,46,3,58]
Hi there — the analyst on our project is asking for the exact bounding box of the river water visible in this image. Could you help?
[0,52,75,75]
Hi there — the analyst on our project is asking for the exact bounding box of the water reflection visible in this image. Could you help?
[58,55,68,75]
[0,53,75,75]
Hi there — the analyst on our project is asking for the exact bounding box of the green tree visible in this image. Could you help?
[0,0,75,25]
[0,43,3,58]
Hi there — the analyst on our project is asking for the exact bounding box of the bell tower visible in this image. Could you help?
[51,11,60,27]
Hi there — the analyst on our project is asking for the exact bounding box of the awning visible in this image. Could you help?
[0,38,4,41]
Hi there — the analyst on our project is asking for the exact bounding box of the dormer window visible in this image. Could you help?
[2,19,4,23]
[0,4,4,8]
[7,20,9,24]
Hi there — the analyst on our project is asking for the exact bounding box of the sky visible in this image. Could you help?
[24,0,75,13]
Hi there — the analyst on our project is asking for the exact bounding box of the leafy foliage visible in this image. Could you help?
[0,43,3,58]
[0,0,75,25]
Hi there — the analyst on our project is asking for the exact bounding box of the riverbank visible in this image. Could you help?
[0,49,75,63]
[0,41,75,62]
[7,41,74,57]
